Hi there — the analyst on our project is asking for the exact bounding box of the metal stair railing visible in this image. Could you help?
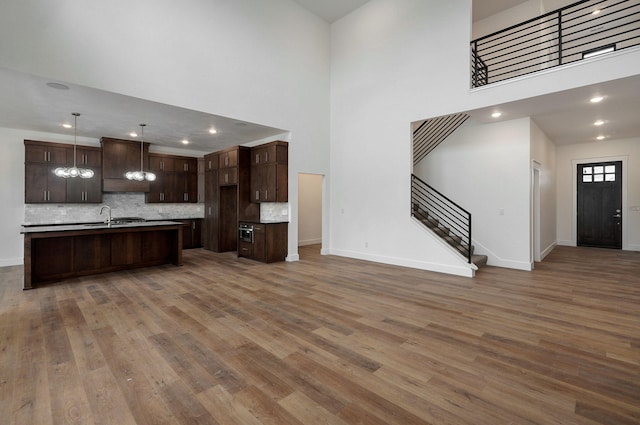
[411,174,472,264]
[471,0,640,87]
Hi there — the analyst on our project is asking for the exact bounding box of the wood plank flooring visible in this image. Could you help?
[1,245,639,424]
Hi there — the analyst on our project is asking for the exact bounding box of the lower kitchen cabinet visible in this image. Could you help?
[238,222,287,263]
[181,219,202,249]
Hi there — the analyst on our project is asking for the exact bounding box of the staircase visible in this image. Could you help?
[411,175,487,270]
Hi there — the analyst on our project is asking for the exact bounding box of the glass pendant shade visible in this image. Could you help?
[125,123,156,181]
[54,113,95,179]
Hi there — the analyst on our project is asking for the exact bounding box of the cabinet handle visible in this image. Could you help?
[43,191,47,201]
[255,154,259,164]
[184,193,188,201]
[241,248,249,252]
[265,152,268,162]
[207,160,211,169]
[208,207,212,215]
[224,156,228,166]
[192,221,196,230]
[255,190,259,200]
[184,163,188,171]
[225,173,229,183]
[265,190,268,200]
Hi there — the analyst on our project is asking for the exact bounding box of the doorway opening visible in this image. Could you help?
[577,161,622,249]
[298,173,323,258]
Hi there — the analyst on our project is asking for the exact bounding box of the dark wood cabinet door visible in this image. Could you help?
[71,147,101,167]
[219,149,238,168]
[65,168,102,203]
[25,142,68,164]
[25,163,49,203]
[253,224,266,262]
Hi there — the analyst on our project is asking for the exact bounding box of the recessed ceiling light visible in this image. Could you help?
[46,82,70,90]
[235,122,247,127]
[596,135,605,140]
[592,9,601,15]
[182,139,189,145]
[129,132,138,137]
[594,120,605,126]
[62,123,72,129]
[209,128,217,134]
[491,112,502,118]
[590,96,604,103]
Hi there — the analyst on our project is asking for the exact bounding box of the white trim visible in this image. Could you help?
[286,254,299,262]
[327,248,475,278]
[540,241,556,261]
[0,258,22,267]
[298,238,322,246]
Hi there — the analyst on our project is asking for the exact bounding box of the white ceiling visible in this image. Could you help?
[0,1,638,154]
[467,74,640,144]
[291,0,370,23]
[291,0,532,23]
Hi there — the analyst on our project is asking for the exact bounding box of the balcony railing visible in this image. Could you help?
[471,0,640,87]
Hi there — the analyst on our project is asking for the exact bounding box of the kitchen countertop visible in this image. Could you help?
[239,220,289,224]
[21,220,183,234]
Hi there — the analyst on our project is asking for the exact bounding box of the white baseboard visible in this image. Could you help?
[286,254,299,262]
[0,258,23,267]
[327,248,475,278]
[540,242,557,261]
[557,239,575,246]
[298,238,322,247]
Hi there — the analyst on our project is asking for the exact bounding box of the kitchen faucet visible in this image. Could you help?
[100,205,112,226]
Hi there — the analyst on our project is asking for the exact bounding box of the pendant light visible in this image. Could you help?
[54,113,94,179]
[125,123,156,181]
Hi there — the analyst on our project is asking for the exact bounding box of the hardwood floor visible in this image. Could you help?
[1,245,639,424]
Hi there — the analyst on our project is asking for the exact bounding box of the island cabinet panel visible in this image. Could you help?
[22,223,183,289]
[25,140,102,204]
[111,233,143,266]
[32,237,73,281]
[74,235,112,272]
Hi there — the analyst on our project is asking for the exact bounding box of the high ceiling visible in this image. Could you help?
[0,1,637,153]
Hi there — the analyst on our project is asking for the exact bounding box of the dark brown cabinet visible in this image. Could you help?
[24,140,102,204]
[101,137,151,192]
[250,141,288,203]
[180,219,202,249]
[203,153,219,251]
[146,153,197,203]
[237,222,288,263]
[202,147,258,253]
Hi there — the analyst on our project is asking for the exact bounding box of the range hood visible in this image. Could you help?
[101,137,151,193]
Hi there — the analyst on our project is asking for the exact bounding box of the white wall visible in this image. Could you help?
[298,173,323,246]
[0,128,27,266]
[0,0,332,265]
[415,118,533,270]
[556,137,640,251]
[328,0,639,276]
[530,119,557,260]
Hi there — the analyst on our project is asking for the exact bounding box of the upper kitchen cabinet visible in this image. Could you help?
[65,145,102,203]
[101,137,151,192]
[146,153,198,203]
[24,140,101,204]
[250,141,288,203]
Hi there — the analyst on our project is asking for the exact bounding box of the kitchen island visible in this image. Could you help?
[21,221,183,289]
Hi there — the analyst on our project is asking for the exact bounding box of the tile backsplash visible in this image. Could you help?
[260,202,289,222]
[24,193,204,225]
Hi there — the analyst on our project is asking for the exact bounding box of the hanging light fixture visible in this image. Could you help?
[54,113,94,179]
[125,123,156,181]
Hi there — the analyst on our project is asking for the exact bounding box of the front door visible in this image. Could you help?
[577,161,622,249]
